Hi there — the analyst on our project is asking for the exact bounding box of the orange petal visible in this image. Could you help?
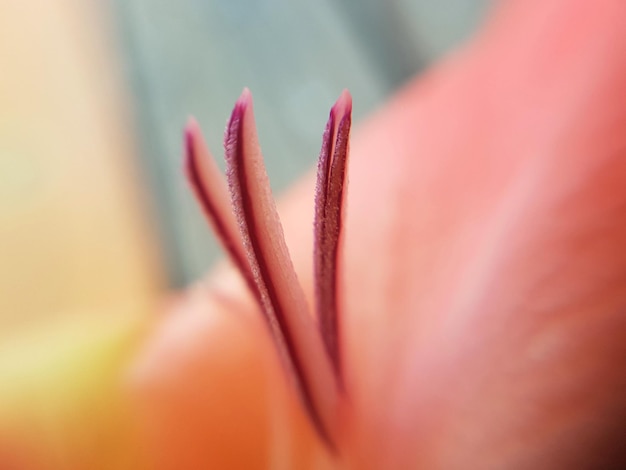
[127,287,332,469]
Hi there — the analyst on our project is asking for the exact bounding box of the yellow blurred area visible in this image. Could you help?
[0,311,148,469]
[0,2,163,466]
[0,1,163,332]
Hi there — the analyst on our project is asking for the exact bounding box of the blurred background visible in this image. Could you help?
[0,0,491,337]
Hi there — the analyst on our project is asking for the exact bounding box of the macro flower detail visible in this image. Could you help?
[127,0,626,468]
[185,89,352,450]
[3,0,626,469]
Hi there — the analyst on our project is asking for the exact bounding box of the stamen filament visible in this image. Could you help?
[224,89,338,448]
[184,119,256,294]
[314,90,352,382]
[184,89,352,452]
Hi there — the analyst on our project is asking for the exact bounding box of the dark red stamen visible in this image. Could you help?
[314,92,352,382]
[185,90,350,453]
[224,93,337,450]
[184,125,257,295]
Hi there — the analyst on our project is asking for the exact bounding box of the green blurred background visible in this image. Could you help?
[112,0,490,287]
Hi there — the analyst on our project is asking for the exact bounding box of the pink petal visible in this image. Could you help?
[256,0,626,466]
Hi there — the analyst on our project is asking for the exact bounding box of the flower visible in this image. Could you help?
[3,0,625,467]
[129,0,626,467]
